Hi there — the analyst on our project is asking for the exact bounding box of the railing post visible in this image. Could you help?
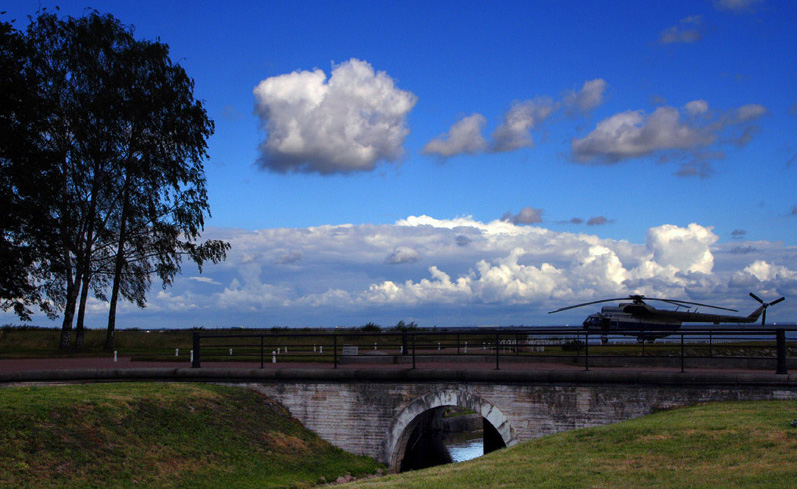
[495,332,500,370]
[709,331,713,358]
[776,329,788,375]
[584,333,589,371]
[680,333,685,373]
[260,335,264,368]
[191,332,200,368]
[412,333,416,369]
[402,331,409,356]
[333,334,338,369]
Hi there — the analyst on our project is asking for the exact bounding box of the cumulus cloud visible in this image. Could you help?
[424,79,606,159]
[491,98,555,152]
[564,78,608,113]
[422,114,488,157]
[659,16,704,45]
[253,58,417,174]
[502,207,543,225]
[645,223,718,274]
[22,216,795,328]
[571,101,767,175]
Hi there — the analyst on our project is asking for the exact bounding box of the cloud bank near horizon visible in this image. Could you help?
[32,215,795,329]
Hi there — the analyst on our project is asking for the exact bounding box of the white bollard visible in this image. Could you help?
[320,345,323,354]
[190,350,194,363]
[272,351,276,363]
[113,350,117,363]
[277,347,281,355]
[400,346,403,354]
[229,348,233,356]
[175,348,179,357]
[285,346,288,353]
[313,345,317,353]
[437,342,441,351]
[374,342,377,351]
[464,341,468,354]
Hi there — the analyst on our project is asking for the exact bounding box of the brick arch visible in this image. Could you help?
[383,389,518,469]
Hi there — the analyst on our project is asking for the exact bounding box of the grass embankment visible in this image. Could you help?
[353,401,797,489]
[0,383,380,488]
[0,327,195,359]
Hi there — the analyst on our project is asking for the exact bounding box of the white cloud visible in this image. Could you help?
[571,101,767,175]
[645,223,718,274]
[424,79,606,159]
[743,260,797,282]
[563,78,607,113]
[491,98,556,152]
[422,114,488,157]
[13,217,795,327]
[253,58,417,174]
[572,107,713,162]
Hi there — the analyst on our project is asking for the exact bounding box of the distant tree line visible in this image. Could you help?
[0,10,229,349]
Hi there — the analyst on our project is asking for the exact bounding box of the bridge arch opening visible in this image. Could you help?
[384,390,517,471]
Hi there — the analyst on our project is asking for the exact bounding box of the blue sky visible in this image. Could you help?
[3,0,796,328]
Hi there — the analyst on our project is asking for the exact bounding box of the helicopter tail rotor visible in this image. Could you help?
[749,293,786,326]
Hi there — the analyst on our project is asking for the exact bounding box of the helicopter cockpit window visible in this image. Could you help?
[584,316,602,326]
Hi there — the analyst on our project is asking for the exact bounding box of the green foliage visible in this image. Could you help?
[1,10,228,349]
[392,320,418,331]
[361,322,382,332]
[0,383,380,488]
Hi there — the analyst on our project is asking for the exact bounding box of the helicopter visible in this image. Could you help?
[548,292,785,343]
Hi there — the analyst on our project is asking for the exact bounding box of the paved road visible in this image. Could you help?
[0,355,778,374]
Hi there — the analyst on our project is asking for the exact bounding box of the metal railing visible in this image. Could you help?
[190,327,796,374]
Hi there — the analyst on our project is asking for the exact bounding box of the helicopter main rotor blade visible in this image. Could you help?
[548,298,631,314]
[769,297,785,306]
[750,292,764,304]
[656,298,738,312]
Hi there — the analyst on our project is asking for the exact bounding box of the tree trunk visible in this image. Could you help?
[59,250,78,350]
[105,184,129,351]
[75,269,92,350]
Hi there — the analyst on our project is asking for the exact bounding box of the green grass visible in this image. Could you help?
[351,400,797,488]
[0,382,380,488]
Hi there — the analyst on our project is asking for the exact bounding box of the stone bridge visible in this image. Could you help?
[233,368,797,470]
[5,367,797,471]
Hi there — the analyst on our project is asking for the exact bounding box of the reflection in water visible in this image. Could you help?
[445,433,483,462]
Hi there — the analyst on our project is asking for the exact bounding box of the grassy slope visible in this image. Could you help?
[353,400,797,489]
[0,383,380,488]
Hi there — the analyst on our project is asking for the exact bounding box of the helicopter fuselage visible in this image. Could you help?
[583,304,681,341]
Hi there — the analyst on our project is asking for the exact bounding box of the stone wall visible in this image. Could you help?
[239,372,797,468]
